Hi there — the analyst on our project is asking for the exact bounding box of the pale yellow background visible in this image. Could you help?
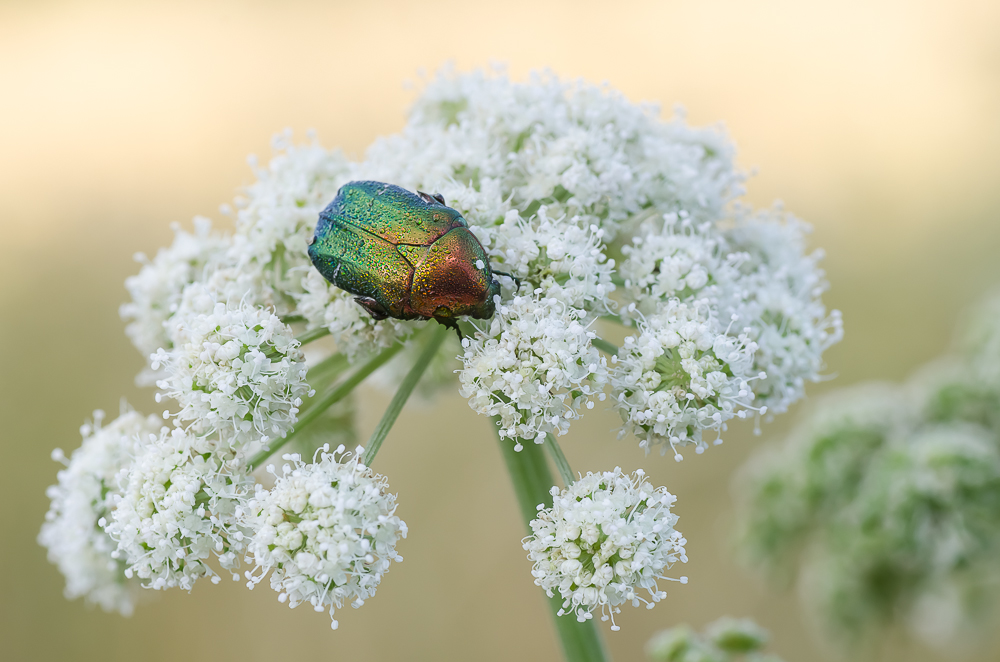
[3,1,1000,660]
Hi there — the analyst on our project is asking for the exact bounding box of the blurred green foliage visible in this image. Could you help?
[646,617,782,662]
[738,293,1000,649]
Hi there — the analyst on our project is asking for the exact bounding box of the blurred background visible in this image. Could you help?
[3,0,999,660]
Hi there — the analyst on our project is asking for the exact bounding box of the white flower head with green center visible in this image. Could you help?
[523,468,688,630]
[611,300,762,458]
[38,408,162,615]
[459,294,608,445]
[152,299,312,450]
[106,427,253,591]
[244,445,407,630]
[120,217,231,358]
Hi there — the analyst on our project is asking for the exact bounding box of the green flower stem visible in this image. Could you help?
[305,351,349,387]
[493,423,610,662]
[545,433,576,487]
[294,326,331,346]
[248,341,404,470]
[592,337,619,357]
[360,323,448,467]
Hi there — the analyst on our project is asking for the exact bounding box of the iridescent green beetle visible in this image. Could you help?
[307,181,502,332]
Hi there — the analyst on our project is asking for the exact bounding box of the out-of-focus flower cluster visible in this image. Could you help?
[646,617,784,662]
[40,68,840,632]
[736,292,1000,648]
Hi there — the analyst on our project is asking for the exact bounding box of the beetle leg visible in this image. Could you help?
[435,316,463,341]
[493,270,522,291]
[431,192,446,205]
[354,296,390,321]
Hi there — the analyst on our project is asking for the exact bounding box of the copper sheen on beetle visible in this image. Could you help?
[308,181,502,331]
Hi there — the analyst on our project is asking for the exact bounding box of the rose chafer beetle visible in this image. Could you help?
[308,181,504,334]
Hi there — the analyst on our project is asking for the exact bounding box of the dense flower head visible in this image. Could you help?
[618,211,731,316]
[721,209,844,415]
[460,294,608,445]
[244,445,407,630]
[615,208,841,456]
[152,299,311,450]
[120,217,231,357]
[106,427,253,591]
[38,408,162,615]
[523,468,687,630]
[229,131,351,316]
[611,300,762,458]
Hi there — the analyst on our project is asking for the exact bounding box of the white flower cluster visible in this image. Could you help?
[460,294,608,444]
[114,69,838,452]
[43,68,842,634]
[105,427,253,591]
[723,211,844,416]
[152,299,310,450]
[613,208,842,456]
[524,468,688,630]
[230,131,350,316]
[612,300,761,457]
[120,217,230,357]
[353,69,836,448]
[348,70,751,443]
[38,408,162,615]
[244,446,407,630]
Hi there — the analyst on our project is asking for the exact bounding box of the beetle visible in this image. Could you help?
[307,181,504,334]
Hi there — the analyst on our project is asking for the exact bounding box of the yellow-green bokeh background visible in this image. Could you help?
[3,1,999,660]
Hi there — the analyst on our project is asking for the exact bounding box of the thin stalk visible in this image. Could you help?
[248,341,403,469]
[591,338,619,357]
[295,326,331,346]
[361,324,448,467]
[545,433,575,487]
[492,422,610,662]
[305,351,349,386]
